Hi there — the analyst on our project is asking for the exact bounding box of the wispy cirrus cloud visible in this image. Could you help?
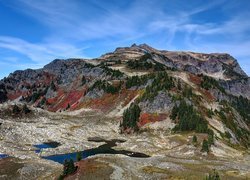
[0,36,89,63]
[0,0,249,78]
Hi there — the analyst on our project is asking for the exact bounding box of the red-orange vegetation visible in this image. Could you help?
[139,113,167,127]
[7,90,23,100]
[81,93,119,112]
[198,88,215,102]
[48,89,86,112]
[77,89,139,113]
[189,74,202,85]
[121,90,138,107]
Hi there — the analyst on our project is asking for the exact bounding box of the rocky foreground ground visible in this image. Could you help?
[0,105,249,180]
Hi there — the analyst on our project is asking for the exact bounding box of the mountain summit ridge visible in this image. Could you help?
[100,43,247,78]
[0,43,249,106]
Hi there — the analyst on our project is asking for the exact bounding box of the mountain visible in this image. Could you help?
[1,43,250,137]
[0,44,250,179]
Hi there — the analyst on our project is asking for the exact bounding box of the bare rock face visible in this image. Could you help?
[139,92,173,113]
[209,88,229,102]
[43,59,67,74]
[85,88,104,99]
[45,87,58,99]
[220,78,250,99]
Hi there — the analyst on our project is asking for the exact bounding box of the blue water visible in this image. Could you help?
[0,154,9,159]
[42,139,150,164]
[34,142,60,153]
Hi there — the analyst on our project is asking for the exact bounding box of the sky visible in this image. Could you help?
[0,0,250,79]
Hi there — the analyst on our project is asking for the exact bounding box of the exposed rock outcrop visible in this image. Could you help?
[139,92,173,113]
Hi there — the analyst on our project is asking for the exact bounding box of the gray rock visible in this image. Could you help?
[45,87,57,99]
[139,91,173,113]
[220,78,250,99]
[85,88,104,99]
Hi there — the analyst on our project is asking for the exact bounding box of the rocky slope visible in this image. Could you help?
[0,43,250,179]
[0,44,250,140]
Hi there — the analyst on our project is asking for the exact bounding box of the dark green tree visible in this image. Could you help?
[22,104,31,114]
[207,109,214,118]
[66,103,70,110]
[192,135,198,144]
[50,81,56,91]
[121,103,141,131]
[12,104,20,114]
[76,152,82,161]
[170,100,208,133]
[68,159,76,174]
[31,92,40,102]
[63,159,76,176]
[177,79,182,90]
[82,76,86,85]
[205,169,220,180]
[200,74,225,93]
[207,130,214,146]
[232,95,250,123]
[201,139,209,153]
[224,131,232,139]
[182,85,193,98]
[40,97,46,106]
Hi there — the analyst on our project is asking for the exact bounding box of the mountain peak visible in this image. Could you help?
[130,43,156,52]
[99,44,247,80]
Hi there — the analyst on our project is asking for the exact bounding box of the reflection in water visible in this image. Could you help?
[34,141,61,153]
[42,137,150,164]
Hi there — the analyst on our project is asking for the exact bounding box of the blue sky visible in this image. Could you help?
[0,0,250,79]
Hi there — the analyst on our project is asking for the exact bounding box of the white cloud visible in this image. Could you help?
[0,36,88,64]
[0,0,249,76]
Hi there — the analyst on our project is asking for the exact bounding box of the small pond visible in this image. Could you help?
[41,137,150,164]
[0,154,9,159]
[34,141,61,153]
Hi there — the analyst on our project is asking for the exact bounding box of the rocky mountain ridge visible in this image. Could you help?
[100,44,247,78]
[0,43,249,104]
[0,43,250,179]
[0,44,249,147]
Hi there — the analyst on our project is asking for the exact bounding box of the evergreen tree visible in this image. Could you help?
[200,75,225,93]
[76,152,82,161]
[40,97,46,106]
[201,139,209,153]
[63,159,76,176]
[31,92,40,102]
[121,103,141,131]
[177,79,182,91]
[207,109,214,118]
[12,104,20,114]
[66,103,70,110]
[232,95,250,123]
[63,159,69,175]
[183,85,193,98]
[192,135,197,144]
[22,104,31,114]
[170,100,208,133]
[50,81,56,91]
[82,76,86,85]
[207,130,214,146]
[170,104,178,120]
[206,169,220,180]
[68,159,76,174]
